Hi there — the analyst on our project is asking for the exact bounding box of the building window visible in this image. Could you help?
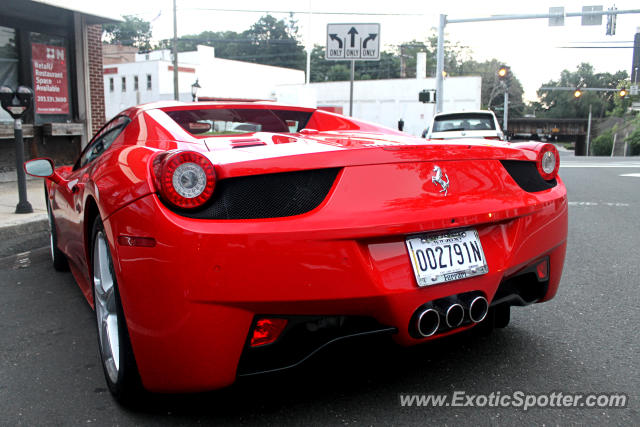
[134,75,139,91]
[109,77,114,92]
[146,74,152,90]
[121,76,126,92]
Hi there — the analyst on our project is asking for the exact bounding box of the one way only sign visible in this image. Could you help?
[326,23,380,60]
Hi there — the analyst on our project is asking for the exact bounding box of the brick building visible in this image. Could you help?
[0,0,117,179]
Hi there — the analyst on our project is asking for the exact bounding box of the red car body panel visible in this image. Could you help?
[42,102,568,393]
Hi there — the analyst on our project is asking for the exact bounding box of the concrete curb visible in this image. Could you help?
[0,216,49,258]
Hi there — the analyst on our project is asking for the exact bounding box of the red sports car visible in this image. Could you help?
[24,102,567,403]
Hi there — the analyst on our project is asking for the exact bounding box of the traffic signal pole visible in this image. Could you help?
[503,91,509,133]
[434,8,640,115]
[349,60,355,116]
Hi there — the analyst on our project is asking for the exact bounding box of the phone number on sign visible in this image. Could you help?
[37,96,67,103]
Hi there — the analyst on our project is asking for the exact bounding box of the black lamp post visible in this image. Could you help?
[191,79,201,102]
[0,85,34,213]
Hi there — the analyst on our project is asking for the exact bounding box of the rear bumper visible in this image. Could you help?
[103,167,568,393]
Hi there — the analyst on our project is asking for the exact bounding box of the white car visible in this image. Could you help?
[424,110,504,141]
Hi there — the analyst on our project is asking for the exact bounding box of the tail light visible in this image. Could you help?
[484,136,501,140]
[153,151,216,209]
[536,144,559,181]
[536,258,549,281]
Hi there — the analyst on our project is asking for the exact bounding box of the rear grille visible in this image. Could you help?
[500,160,557,193]
[168,168,340,219]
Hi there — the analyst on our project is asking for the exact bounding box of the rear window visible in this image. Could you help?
[165,108,313,137]
[433,113,496,132]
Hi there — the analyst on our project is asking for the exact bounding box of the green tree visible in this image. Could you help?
[591,127,615,155]
[457,58,525,117]
[103,15,152,51]
[158,15,306,70]
[310,46,400,82]
[624,116,640,155]
[536,63,628,118]
[608,80,633,117]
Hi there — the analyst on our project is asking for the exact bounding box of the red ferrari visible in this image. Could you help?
[24,102,567,403]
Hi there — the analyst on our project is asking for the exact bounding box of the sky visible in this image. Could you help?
[98,0,639,101]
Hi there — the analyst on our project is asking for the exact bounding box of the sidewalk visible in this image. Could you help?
[0,177,49,258]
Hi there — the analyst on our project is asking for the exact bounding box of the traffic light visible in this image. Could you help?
[573,88,583,98]
[606,7,617,35]
[619,88,628,98]
[497,65,509,80]
[419,90,430,103]
[418,89,436,103]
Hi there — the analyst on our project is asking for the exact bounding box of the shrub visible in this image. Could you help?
[591,130,613,156]
[625,127,640,156]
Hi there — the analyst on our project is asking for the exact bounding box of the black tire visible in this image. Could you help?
[45,187,69,271]
[91,217,145,406]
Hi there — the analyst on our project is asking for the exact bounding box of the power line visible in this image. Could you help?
[177,7,420,16]
[556,46,633,49]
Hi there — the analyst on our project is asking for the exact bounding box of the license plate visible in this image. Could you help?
[405,228,488,286]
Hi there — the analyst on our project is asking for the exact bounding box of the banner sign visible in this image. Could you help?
[31,43,69,115]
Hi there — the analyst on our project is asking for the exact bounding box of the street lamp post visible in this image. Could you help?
[191,79,201,102]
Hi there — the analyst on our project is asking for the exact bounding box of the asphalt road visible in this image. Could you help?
[1,155,639,425]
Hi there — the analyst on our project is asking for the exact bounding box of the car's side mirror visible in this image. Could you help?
[25,158,53,177]
[24,158,66,185]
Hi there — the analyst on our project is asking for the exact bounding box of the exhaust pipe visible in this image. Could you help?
[416,308,440,337]
[445,303,464,328]
[469,296,489,323]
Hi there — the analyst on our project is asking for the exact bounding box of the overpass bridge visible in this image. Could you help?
[508,117,588,139]
[507,117,591,155]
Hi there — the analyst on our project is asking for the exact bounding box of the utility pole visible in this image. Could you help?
[305,0,312,84]
[172,0,179,101]
[632,26,640,85]
[586,104,592,156]
[435,14,445,113]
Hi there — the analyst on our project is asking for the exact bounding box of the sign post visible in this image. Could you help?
[326,23,380,116]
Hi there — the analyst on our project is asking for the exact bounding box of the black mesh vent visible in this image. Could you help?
[500,160,557,193]
[168,168,340,219]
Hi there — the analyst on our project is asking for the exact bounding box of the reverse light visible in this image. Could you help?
[536,144,559,181]
[154,151,216,209]
[250,318,288,347]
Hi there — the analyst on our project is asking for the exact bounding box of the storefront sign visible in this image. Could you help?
[31,43,69,115]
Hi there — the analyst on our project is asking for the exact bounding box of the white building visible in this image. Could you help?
[276,53,482,137]
[103,45,305,120]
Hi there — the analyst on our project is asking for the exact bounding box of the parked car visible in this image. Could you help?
[424,110,504,141]
[25,101,567,404]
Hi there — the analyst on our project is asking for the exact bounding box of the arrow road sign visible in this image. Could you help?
[363,33,377,48]
[347,27,358,47]
[326,23,380,61]
[329,34,343,49]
